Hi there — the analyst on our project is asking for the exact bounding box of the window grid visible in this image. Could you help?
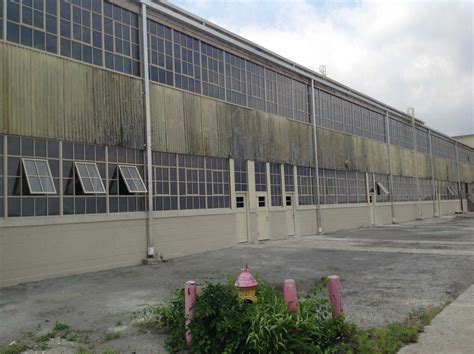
[148,19,173,86]
[416,128,430,155]
[153,151,177,211]
[270,163,281,206]
[293,80,309,122]
[389,118,413,150]
[0,135,3,217]
[60,0,102,66]
[438,180,458,200]
[276,74,293,119]
[369,173,391,203]
[74,161,106,194]
[319,90,332,129]
[342,100,353,134]
[103,2,140,76]
[63,142,108,215]
[234,159,247,192]
[173,30,201,93]
[284,164,294,192]
[118,165,147,193]
[246,61,265,111]
[7,0,58,54]
[107,146,145,213]
[7,135,60,217]
[201,42,225,100]
[332,96,344,132]
[297,166,314,205]
[432,135,456,161]
[205,157,229,209]
[225,52,247,106]
[254,161,267,192]
[392,175,417,202]
[264,68,278,114]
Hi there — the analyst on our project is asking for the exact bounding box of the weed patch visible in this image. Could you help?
[103,332,121,342]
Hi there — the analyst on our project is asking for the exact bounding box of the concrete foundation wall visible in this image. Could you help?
[321,205,371,233]
[269,210,288,241]
[294,208,318,236]
[440,200,461,215]
[394,204,418,223]
[374,204,392,225]
[0,217,147,288]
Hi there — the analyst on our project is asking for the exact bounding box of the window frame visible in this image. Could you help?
[118,164,147,193]
[74,161,106,194]
[22,158,57,195]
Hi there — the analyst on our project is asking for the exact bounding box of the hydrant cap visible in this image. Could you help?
[234,268,258,288]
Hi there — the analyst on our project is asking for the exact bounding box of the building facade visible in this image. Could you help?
[1,0,473,288]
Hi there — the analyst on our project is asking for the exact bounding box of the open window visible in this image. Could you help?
[22,158,57,194]
[74,162,106,194]
[375,182,389,195]
[118,165,147,193]
[447,185,457,197]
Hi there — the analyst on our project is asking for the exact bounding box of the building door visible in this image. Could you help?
[236,194,249,243]
[369,192,375,225]
[256,193,269,241]
[285,194,295,236]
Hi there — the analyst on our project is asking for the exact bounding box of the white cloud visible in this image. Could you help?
[174,0,473,135]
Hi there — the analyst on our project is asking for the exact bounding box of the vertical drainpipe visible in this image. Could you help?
[410,109,422,219]
[310,79,322,233]
[428,129,437,217]
[140,2,154,258]
[455,142,463,212]
[384,111,396,223]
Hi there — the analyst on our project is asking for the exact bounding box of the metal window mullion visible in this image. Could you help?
[171,28,176,86]
[204,157,208,209]
[3,136,7,218]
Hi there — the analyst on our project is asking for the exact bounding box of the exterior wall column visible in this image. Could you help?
[409,108,422,219]
[428,129,438,217]
[455,142,463,212]
[310,79,322,233]
[384,111,396,223]
[229,158,236,210]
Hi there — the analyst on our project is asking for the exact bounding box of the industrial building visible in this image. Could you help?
[1,0,473,288]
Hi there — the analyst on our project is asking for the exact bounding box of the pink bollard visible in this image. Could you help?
[185,281,197,345]
[328,275,343,318]
[283,279,298,313]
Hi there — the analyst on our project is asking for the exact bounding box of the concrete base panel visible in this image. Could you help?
[321,206,370,233]
[294,208,318,236]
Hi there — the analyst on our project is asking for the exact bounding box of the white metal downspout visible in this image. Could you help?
[310,79,322,234]
[140,2,155,258]
[428,129,437,217]
[410,109,422,219]
[384,111,396,223]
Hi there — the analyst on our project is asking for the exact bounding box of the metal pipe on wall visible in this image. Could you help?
[455,142,463,212]
[409,108,422,219]
[428,129,438,217]
[140,1,155,258]
[310,79,322,233]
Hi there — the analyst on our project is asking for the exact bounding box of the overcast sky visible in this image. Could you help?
[172,0,473,136]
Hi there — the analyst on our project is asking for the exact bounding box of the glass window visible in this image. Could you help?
[264,68,278,115]
[331,96,344,131]
[153,151,177,211]
[103,2,140,76]
[201,42,225,100]
[276,73,293,119]
[246,61,265,111]
[206,157,229,209]
[148,19,173,86]
[74,162,106,194]
[293,80,309,123]
[22,158,57,194]
[319,90,332,129]
[60,0,102,66]
[118,165,147,193]
[225,52,247,106]
[7,0,58,54]
[270,163,281,206]
[297,166,314,205]
[284,164,294,192]
[234,159,247,192]
[173,30,201,93]
[254,161,266,192]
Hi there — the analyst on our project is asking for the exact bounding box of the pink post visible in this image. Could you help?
[185,281,197,345]
[328,275,343,318]
[283,279,298,313]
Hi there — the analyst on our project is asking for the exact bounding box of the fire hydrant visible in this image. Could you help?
[235,268,258,303]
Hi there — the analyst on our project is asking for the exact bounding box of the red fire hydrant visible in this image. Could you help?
[235,268,258,303]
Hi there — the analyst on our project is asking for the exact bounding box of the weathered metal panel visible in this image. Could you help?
[31,52,65,140]
[201,96,219,157]
[63,60,94,143]
[119,75,144,149]
[277,116,291,163]
[246,109,258,161]
[164,88,186,153]
[268,113,281,162]
[230,105,247,160]
[7,45,33,137]
[150,84,167,152]
[289,121,301,165]
[0,43,7,133]
[216,101,232,157]
[183,94,203,155]
[256,111,269,161]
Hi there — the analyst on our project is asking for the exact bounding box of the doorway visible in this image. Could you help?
[285,194,295,236]
[256,193,269,241]
[236,194,249,243]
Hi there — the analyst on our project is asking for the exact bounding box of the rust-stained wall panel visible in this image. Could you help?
[164,88,185,153]
[150,84,167,151]
[183,93,203,155]
[0,44,7,133]
[255,111,269,161]
[230,105,247,160]
[216,101,232,157]
[200,97,219,157]
[277,116,291,163]
[289,121,301,164]
[119,75,144,149]
[246,110,258,161]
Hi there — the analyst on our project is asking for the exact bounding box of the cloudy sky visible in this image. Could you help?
[172,0,473,136]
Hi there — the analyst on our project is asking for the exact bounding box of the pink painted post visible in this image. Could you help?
[283,279,298,313]
[328,275,343,318]
[185,281,197,345]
